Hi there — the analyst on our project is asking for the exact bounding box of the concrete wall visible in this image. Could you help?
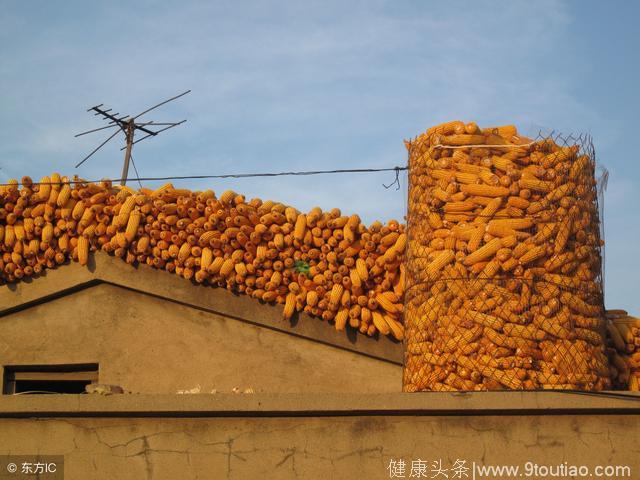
[1,393,639,480]
[0,283,401,394]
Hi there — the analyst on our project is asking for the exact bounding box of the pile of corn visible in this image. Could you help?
[606,310,640,391]
[0,175,406,339]
[403,120,610,391]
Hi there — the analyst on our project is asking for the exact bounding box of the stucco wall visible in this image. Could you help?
[1,393,639,480]
[0,283,401,394]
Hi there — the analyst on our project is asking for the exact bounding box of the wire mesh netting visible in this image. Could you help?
[403,121,610,391]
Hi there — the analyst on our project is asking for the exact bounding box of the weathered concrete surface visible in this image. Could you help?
[0,392,638,480]
[0,283,401,394]
[0,252,402,363]
[1,391,639,416]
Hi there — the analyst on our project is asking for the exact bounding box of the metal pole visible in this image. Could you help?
[121,119,134,186]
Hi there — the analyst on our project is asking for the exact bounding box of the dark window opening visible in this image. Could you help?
[3,364,99,395]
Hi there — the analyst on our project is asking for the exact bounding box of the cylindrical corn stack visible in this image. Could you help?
[0,175,405,340]
[403,121,610,391]
[606,310,640,391]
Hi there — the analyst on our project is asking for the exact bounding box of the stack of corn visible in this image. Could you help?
[403,120,610,391]
[606,310,640,391]
[0,175,405,339]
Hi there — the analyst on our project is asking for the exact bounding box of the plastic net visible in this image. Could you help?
[403,121,610,391]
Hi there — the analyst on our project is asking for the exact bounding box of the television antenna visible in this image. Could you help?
[74,90,190,185]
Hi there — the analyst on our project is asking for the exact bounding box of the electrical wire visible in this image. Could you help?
[0,166,408,187]
[129,155,144,189]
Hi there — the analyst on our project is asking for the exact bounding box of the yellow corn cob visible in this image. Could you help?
[486,223,516,238]
[151,183,174,197]
[546,183,575,202]
[306,290,319,307]
[503,323,546,341]
[394,233,407,252]
[114,232,127,248]
[376,294,400,314]
[77,236,89,266]
[494,125,518,138]
[467,226,484,252]
[235,262,247,276]
[442,134,486,146]
[199,230,219,244]
[125,210,141,242]
[540,145,578,169]
[255,245,267,260]
[176,242,190,262]
[478,169,500,186]
[57,234,69,253]
[426,249,455,277]
[455,162,483,174]
[334,308,349,331]
[207,256,225,274]
[429,169,456,181]
[41,223,54,243]
[553,217,572,254]
[284,206,298,223]
[463,238,502,266]
[282,292,297,320]
[491,156,516,172]
[560,292,600,317]
[454,172,479,184]
[13,224,25,241]
[380,232,399,247]
[518,177,553,192]
[468,310,505,330]
[349,268,362,288]
[371,311,391,335]
[115,195,137,227]
[426,120,464,137]
[55,184,71,207]
[27,239,40,256]
[36,176,51,202]
[569,155,590,180]
[329,283,344,305]
[293,214,307,241]
[200,247,213,271]
[460,184,510,197]
[384,315,404,340]
[471,197,502,225]
[443,201,475,213]
[544,252,575,272]
[218,190,235,205]
[119,184,137,196]
[71,200,86,221]
[82,223,97,238]
[355,258,369,281]
[219,258,235,277]
[488,218,533,230]
[136,235,150,254]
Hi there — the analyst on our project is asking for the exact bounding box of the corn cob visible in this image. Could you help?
[77,236,89,266]
[329,283,344,305]
[283,292,297,320]
[460,184,510,197]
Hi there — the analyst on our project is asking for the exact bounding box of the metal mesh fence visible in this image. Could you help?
[403,121,610,391]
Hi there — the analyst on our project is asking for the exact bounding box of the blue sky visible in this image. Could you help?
[1,1,638,313]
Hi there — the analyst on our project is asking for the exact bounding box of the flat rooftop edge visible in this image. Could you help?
[1,392,639,418]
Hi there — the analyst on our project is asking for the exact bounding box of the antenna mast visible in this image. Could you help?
[75,90,190,185]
